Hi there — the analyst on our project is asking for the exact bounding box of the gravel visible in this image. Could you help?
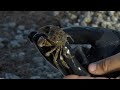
[8,22,16,28]
[10,40,21,48]
[17,25,25,30]
[15,34,25,43]
[5,73,20,79]
[0,11,120,79]
[30,76,41,79]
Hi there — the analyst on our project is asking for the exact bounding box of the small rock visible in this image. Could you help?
[5,73,20,79]
[101,21,107,28]
[80,21,87,26]
[47,74,53,78]
[115,24,120,30]
[23,30,30,35]
[108,11,115,16]
[53,11,59,16]
[84,17,92,23]
[0,43,4,49]
[18,52,25,60]
[17,25,25,30]
[0,38,4,42]
[30,76,41,79]
[79,15,85,22]
[11,53,18,59]
[16,30,22,34]
[10,40,21,48]
[18,52,25,57]
[2,27,9,31]
[15,35,24,43]
[64,19,69,23]
[8,22,16,28]
[107,17,111,22]
[29,28,35,32]
[111,16,118,23]
[2,23,9,27]
[70,14,77,20]
[67,23,73,27]
[92,24,98,27]
[74,23,79,26]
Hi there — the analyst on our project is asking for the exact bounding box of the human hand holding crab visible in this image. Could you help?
[28,25,120,79]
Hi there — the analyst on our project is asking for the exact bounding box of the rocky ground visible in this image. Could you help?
[0,11,120,79]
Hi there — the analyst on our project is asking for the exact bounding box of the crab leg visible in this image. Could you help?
[53,46,60,67]
[45,46,58,56]
[59,46,69,69]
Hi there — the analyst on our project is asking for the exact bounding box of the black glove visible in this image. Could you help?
[63,26,120,78]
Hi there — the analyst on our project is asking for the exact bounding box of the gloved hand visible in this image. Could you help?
[63,26,120,78]
[28,25,120,78]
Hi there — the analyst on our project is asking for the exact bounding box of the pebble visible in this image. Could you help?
[66,23,73,27]
[74,23,79,26]
[111,16,118,23]
[0,43,4,49]
[16,30,22,34]
[10,40,21,48]
[11,53,18,60]
[84,17,92,23]
[0,38,4,43]
[15,35,24,43]
[18,52,25,61]
[8,22,16,28]
[108,11,115,16]
[17,25,25,30]
[30,76,41,79]
[53,11,59,16]
[5,73,20,79]
[70,14,77,20]
[80,21,87,26]
[47,74,53,78]
[92,24,98,27]
[115,24,120,30]
[23,30,30,35]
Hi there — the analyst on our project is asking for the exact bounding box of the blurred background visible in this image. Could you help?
[0,11,120,79]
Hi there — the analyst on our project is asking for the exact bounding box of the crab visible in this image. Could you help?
[37,25,74,69]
